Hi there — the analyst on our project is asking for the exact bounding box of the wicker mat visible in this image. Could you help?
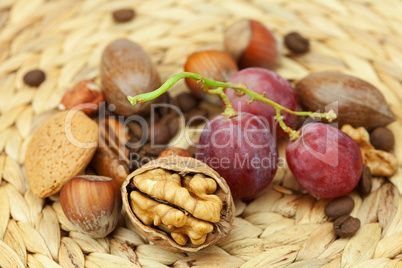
[1,0,402,267]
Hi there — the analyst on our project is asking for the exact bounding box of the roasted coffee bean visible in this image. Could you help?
[148,121,171,144]
[146,112,161,124]
[356,165,372,197]
[23,69,46,87]
[177,92,199,113]
[161,113,179,136]
[186,108,208,126]
[325,196,355,219]
[168,116,179,136]
[333,215,360,237]
[284,32,309,54]
[139,144,165,158]
[127,121,144,140]
[370,127,395,151]
[127,134,142,153]
[112,9,135,22]
[157,92,172,116]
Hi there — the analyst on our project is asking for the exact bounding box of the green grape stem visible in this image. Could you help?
[127,72,336,140]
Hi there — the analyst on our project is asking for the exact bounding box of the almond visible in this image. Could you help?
[25,111,99,198]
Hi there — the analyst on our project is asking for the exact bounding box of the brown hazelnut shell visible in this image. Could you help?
[101,39,161,116]
[224,19,280,70]
[122,156,234,252]
[184,50,238,105]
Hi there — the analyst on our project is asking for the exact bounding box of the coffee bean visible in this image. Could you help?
[23,69,46,87]
[112,9,135,23]
[370,127,395,151]
[325,196,355,219]
[356,165,372,197]
[148,121,171,145]
[176,92,199,113]
[146,112,161,124]
[169,94,180,108]
[284,32,310,54]
[139,144,165,158]
[333,215,360,237]
[157,92,172,116]
[160,113,177,134]
[127,121,144,140]
[186,108,208,126]
[167,115,179,136]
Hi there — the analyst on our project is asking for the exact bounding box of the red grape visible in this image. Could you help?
[224,68,299,139]
[196,112,278,199]
[286,123,363,198]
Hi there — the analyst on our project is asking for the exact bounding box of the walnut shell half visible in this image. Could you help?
[122,156,234,252]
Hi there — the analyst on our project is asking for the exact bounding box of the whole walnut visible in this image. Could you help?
[122,156,234,252]
[101,39,161,116]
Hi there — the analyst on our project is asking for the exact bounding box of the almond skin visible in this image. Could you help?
[25,111,99,198]
[295,71,395,130]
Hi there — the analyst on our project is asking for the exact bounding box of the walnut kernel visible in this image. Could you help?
[341,124,397,177]
[122,156,234,252]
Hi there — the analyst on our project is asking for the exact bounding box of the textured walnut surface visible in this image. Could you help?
[341,125,398,177]
[122,156,234,252]
[25,111,99,198]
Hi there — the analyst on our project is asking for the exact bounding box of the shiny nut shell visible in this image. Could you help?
[224,19,280,70]
[101,39,161,116]
[295,71,395,130]
[122,156,234,252]
[184,50,238,105]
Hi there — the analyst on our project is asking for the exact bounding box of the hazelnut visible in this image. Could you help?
[59,80,104,117]
[370,127,395,151]
[60,175,122,238]
[284,32,310,54]
[176,92,199,113]
[112,8,135,23]
[224,19,280,70]
[23,69,46,87]
[159,147,192,158]
[184,50,238,105]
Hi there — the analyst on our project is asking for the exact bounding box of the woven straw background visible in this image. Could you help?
[0,0,402,267]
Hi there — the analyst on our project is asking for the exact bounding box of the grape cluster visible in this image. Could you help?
[224,68,299,139]
[196,68,363,199]
[129,67,365,199]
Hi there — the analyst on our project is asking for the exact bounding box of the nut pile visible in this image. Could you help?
[122,156,234,252]
[20,8,400,258]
